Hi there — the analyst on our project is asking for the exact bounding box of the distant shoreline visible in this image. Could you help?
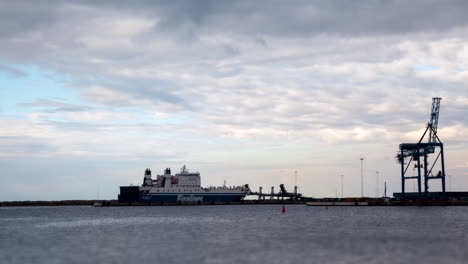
[0,200,99,207]
[0,200,304,207]
[2,199,468,206]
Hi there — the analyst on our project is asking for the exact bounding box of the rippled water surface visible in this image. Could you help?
[1,205,467,264]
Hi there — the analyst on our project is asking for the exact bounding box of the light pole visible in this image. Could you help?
[384,182,387,197]
[341,174,344,198]
[294,171,298,200]
[294,171,297,187]
[360,157,365,197]
[376,171,379,197]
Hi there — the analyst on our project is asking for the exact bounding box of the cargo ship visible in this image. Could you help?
[118,165,250,203]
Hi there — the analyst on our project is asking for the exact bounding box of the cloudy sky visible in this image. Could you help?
[1,0,467,201]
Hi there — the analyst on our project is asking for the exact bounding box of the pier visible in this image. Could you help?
[248,184,303,201]
[2,198,468,207]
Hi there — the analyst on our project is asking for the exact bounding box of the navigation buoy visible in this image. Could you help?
[282,205,286,213]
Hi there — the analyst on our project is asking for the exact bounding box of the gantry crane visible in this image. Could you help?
[396,97,446,197]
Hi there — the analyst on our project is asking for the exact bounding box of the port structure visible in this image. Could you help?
[396,97,446,197]
[251,184,302,200]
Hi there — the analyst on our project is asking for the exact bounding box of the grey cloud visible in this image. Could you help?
[254,36,268,48]
[0,1,62,38]
[127,85,185,105]
[125,0,468,36]
[83,77,189,108]
[20,99,74,107]
[222,45,241,57]
[19,99,92,113]
[0,64,27,77]
[48,106,92,113]
[440,104,468,126]
[2,1,468,43]
[42,120,112,132]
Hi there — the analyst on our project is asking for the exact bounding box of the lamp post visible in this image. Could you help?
[376,171,379,197]
[294,170,297,187]
[360,157,365,197]
[341,174,344,198]
[294,171,298,200]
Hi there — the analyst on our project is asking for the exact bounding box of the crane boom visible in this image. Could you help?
[428,97,441,144]
[396,97,442,162]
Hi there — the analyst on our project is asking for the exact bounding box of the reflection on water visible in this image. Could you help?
[1,205,467,264]
[35,216,233,228]
[0,217,37,221]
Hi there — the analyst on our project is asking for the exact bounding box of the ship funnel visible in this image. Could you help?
[164,168,171,175]
[143,168,152,186]
[144,168,151,176]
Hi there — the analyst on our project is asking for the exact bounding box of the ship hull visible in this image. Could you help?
[138,193,246,203]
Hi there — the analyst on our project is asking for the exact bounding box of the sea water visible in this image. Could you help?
[1,205,467,264]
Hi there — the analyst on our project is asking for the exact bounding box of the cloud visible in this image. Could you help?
[0,64,27,77]
[81,85,187,113]
[96,0,468,36]
[81,86,132,106]
[2,1,467,141]
[19,99,92,113]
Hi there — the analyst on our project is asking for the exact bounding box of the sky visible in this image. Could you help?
[1,0,468,201]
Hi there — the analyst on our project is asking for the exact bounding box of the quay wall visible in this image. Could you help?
[2,199,468,206]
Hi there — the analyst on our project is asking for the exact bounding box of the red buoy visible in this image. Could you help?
[282,205,286,213]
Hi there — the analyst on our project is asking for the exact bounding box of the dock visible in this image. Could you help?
[249,184,304,201]
[0,199,306,207]
[2,195,468,207]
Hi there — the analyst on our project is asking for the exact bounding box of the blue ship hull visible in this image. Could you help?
[138,193,246,203]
